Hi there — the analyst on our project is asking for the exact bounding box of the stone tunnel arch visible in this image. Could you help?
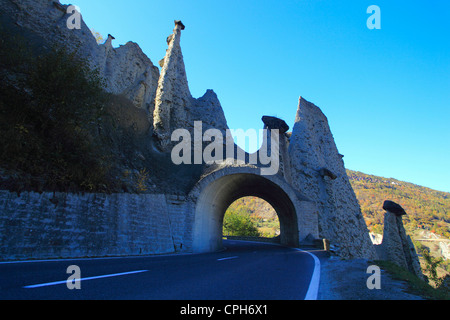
[189,167,319,253]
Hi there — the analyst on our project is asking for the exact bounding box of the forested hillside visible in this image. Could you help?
[347,170,450,239]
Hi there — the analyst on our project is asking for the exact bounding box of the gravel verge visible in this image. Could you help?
[318,257,425,300]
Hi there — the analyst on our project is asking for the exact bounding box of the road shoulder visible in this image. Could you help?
[318,258,425,300]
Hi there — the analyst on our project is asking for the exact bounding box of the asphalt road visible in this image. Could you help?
[0,241,322,300]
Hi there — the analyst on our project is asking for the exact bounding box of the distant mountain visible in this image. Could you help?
[228,197,277,220]
[347,169,450,239]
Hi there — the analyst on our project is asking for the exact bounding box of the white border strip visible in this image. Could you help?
[23,270,148,289]
[294,249,321,300]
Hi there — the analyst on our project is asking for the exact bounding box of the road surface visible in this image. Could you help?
[0,241,322,300]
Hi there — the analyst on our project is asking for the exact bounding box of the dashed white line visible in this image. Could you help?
[217,256,239,261]
[23,270,149,289]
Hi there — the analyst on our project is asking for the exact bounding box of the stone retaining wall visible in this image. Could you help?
[0,191,193,261]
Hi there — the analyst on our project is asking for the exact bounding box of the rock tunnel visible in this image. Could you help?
[190,167,319,253]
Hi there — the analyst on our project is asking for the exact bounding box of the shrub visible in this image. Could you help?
[422,250,445,288]
[223,208,261,237]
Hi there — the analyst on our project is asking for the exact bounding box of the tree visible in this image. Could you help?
[422,250,445,287]
[223,208,260,237]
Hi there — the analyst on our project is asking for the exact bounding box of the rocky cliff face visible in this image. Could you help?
[101,39,160,113]
[3,0,229,149]
[0,0,232,154]
[289,97,377,259]
[1,0,160,113]
[0,0,210,194]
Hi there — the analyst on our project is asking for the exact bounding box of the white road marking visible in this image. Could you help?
[294,249,321,300]
[217,256,239,261]
[23,270,149,289]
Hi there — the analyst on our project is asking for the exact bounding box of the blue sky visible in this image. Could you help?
[70,0,450,193]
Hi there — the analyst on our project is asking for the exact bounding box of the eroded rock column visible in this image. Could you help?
[377,200,424,279]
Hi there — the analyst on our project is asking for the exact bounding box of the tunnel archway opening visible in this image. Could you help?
[192,172,300,253]
[223,197,280,240]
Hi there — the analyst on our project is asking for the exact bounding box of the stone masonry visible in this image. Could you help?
[0,191,180,260]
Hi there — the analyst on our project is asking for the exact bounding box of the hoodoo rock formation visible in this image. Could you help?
[152,20,228,151]
[0,0,419,264]
[376,201,423,279]
[289,97,377,259]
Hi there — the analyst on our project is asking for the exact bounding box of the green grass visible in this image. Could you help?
[374,260,450,300]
